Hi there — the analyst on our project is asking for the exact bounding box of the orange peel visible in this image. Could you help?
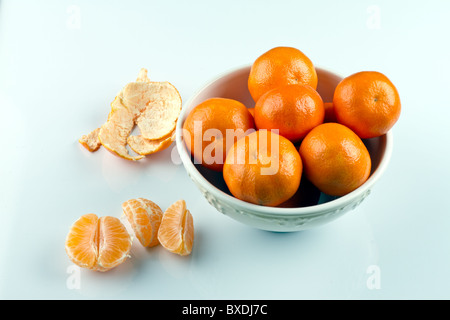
[79,128,101,152]
[127,128,175,156]
[80,68,181,161]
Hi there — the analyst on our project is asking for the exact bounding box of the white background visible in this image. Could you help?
[0,0,449,299]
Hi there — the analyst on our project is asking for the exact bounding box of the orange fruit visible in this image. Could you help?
[65,214,132,272]
[248,46,318,103]
[122,198,163,247]
[323,102,337,123]
[299,123,371,197]
[248,107,255,118]
[157,200,194,256]
[254,84,324,142]
[333,71,401,138]
[223,130,302,207]
[183,98,255,171]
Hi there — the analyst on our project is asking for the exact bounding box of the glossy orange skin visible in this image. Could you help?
[183,98,255,172]
[248,46,318,103]
[223,130,302,207]
[333,71,401,138]
[254,84,324,143]
[299,123,371,197]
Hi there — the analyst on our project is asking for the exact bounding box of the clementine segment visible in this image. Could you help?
[299,123,371,197]
[333,71,401,138]
[157,200,194,256]
[122,198,163,247]
[183,98,255,171]
[223,130,302,207]
[248,46,318,103]
[254,84,324,142]
[65,214,132,272]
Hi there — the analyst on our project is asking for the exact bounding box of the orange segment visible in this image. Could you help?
[122,198,163,247]
[157,200,194,256]
[65,214,132,272]
[97,216,133,271]
[65,213,99,270]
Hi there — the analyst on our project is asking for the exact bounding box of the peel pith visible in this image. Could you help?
[79,68,181,161]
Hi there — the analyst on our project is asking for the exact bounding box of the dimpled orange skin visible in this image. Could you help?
[299,123,371,197]
[183,98,255,172]
[248,47,318,103]
[333,71,401,139]
[223,130,302,207]
[254,84,324,143]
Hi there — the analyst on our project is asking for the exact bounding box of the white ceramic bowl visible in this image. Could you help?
[176,65,393,232]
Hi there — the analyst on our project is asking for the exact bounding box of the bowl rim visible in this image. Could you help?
[176,64,393,217]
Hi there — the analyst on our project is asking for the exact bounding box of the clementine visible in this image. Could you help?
[254,84,324,142]
[248,46,318,103]
[183,98,255,171]
[223,130,302,207]
[333,71,401,138]
[299,123,371,197]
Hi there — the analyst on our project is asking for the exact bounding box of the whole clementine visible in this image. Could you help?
[223,130,302,207]
[183,98,255,172]
[248,46,318,103]
[299,123,371,196]
[254,84,324,142]
[333,71,401,138]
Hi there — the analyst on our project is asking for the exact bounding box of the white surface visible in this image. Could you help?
[0,0,449,299]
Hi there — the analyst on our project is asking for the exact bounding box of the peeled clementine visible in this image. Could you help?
[65,214,132,272]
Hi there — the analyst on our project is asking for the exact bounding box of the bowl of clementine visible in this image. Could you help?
[176,64,393,232]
